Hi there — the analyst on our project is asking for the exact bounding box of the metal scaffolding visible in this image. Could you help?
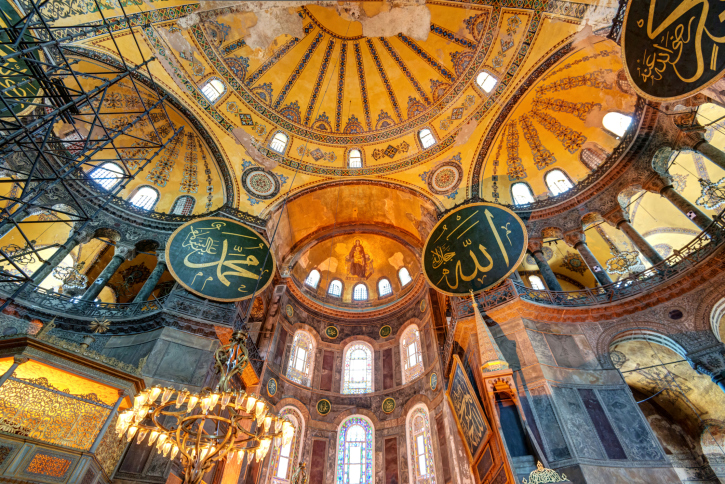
[0,0,179,308]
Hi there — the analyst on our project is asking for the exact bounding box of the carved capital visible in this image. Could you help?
[563,230,586,248]
[156,252,166,264]
[70,230,93,245]
[641,172,674,194]
[12,356,28,365]
[674,128,706,151]
[603,206,629,228]
[527,238,544,253]
[114,245,135,261]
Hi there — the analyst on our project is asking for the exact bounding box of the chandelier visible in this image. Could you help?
[115,331,293,484]
[696,177,725,210]
[52,261,87,291]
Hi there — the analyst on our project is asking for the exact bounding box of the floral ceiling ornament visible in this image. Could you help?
[605,250,642,275]
[559,252,586,275]
[522,461,568,484]
[696,177,725,210]
[89,318,111,334]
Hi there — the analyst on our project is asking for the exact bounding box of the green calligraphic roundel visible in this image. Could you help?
[165,217,275,302]
[379,325,392,338]
[325,326,339,339]
[267,378,277,397]
[423,203,527,296]
[382,397,396,414]
[622,0,725,101]
[316,399,331,416]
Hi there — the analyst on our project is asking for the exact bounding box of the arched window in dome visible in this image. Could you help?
[353,283,368,301]
[200,78,225,103]
[406,405,437,484]
[328,279,343,297]
[348,149,362,168]
[305,269,321,289]
[580,145,609,171]
[378,278,392,298]
[90,162,123,190]
[511,182,535,206]
[475,71,498,93]
[286,330,315,386]
[399,267,412,286]
[401,325,424,383]
[268,407,304,483]
[170,195,195,215]
[419,128,436,149]
[545,169,573,196]
[529,275,545,290]
[342,342,373,394]
[336,416,374,484]
[129,186,158,211]
[603,112,632,138]
[269,132,288,153]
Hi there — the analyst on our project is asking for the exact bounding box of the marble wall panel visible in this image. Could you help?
[577,388,627,460]
[551,386,606,460]
[528,385,572,462]
[526,330,557,367]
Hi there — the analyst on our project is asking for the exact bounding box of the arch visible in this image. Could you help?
[335,415,375,484]
[200,77,226,103]
[170,195,195,215]
[348,148,363,168]
[267,406,305,484]
[594,321,682,368]
[128,185,159,211]
[406,403,437,484]
[528,275,545,290]
[602,112,632,138]
[608,329,688,359]
[328,279,343,297]
[89,162,124,190]
[378,278,392,298]
[353,283,368,301]
[400,324,424,383]
[269,131,289,154]
[711,298,725,342]
[511,182,535,206]
[305,269,321,289]
[475,70,498,93]
[418,128,436,149]
[341,341,374,394]
[286,330,316,387]
[399,267,412,286]
[544,169,573,196]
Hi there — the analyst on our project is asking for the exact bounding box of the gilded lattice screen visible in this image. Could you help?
[0,377,110,451]
[94,413,128,476]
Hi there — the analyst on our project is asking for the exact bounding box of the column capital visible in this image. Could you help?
[641,172,674,195]
[603,206,630,228]
[527,238,544,253]
[70,230,93,245]
[563,230,585,248]
[114,244,135,261]
[674,126,707,151]
[156,252,166,264]
[12,356,28,365]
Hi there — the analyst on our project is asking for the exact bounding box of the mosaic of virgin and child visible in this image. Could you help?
[346,240,374,279]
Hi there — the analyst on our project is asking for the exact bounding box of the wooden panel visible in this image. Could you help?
[309,439,328,484]
[384,437,398,484]
[320,350,334,392]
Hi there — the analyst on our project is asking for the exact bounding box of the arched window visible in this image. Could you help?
[200,78,225,103]
[399,267,412,286]
[603,112,632,138]
[129,186,158,210]
[328,279,343,297]
[336,416,374,484]
[401,325,424,383]
[378,278,392,297]
[511,182,535,205]
[353,283,368,301]
[170,195,195,215]
[305,269,321,289]
[90,162,123,190]
[476,71,497,93]
[342,342,373,394]
[406,405,437,484]
[545,169,573,196]
[269,132,288,153]
[419,128,436,149]
[286,330,315,386]
[529,275,545,290]
[348,149,362,168]
[268,407,304,483]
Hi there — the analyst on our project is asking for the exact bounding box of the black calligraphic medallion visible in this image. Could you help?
[316,399,331,416]
[423,203,527,296]
[325,326,339,339]
[382,398,396,414]
[622,0,725,100]
[165,217,275,302]
[379,325,392,338]
[447,355,489,462]
[267,378,277,397]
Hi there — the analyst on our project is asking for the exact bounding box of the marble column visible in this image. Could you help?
[690,136,725,172]
[527,239,562,291]
[89,390,126,453]
[604,208,664,265]
[31,229,90,286]
[564,231,613,286]
[133,253,166,303]
[643,172,712,231]
[80,245,132,302]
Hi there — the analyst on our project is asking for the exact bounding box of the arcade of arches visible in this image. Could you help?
[5,1,725,484]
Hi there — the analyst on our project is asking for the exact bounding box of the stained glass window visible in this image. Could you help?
[305,270,321,288]
[349,149,362,168]
[511,182,535,206]
[201,78,225,103]
[378,279,392,297]
[328,279,343,297]
[399,268,412,286]
[286,331,315,386]
[407,406,437,484]
[270,132,288,153]
[337,416,374,484]
[90,162,123,190]
[342,343,373,394]
[545,169,573,196]
[529,275,545,290]
[353,284,368,301]
[129,186,158,210]
[268,407,304,484]
[171,195,195,215]
[401,325,424,383]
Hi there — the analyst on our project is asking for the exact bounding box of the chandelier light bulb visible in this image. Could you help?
[246,395,257,413]
[133,406,149,423]
[234,392,245,409]
[175,389,189,408]
[162,441,172,457]
[156,433,168,448]
[187,394,199,413]
[160,387,174,405]
[148,385,162,403]
[255,401,267,424]
[274,418,283,432]
[170,444,180,460]
[263,416,272,432]
[136,428,149,445]
[148,430,160,446]
[133,392,147,410]
[210,392,220,409]
[126,425,138,442]
[200,446,210,461]
[236,449,245,464]
[220,392,231,407]
[200,395,212,414]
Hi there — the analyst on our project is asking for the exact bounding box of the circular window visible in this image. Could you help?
[668,309,684,320]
